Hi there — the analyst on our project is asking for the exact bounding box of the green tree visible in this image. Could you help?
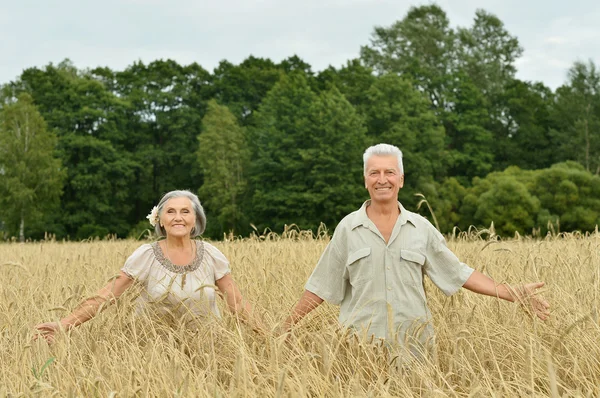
[4,60,130,145]
[58,133,139,239]
[442,71,495,182]
[361,6,527,182]
[4,61,143,237]
[456,10,522,100]
[425,177,468,233]
[103,60,212,224]
[493,80,554,170]
[197,100,250,237]
[315,59,377,111]
[250,74,367,231]
[472,176,540,236]
[210,57,284,126]
[362,74,448,202]
[531,162,600,232]
[360,4,456,110]
[0,94,65,241]
[459,168,540,236]
[550,61,600,173]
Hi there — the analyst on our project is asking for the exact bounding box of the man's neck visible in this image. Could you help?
[367,200,400,217]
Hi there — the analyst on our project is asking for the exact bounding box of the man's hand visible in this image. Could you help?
[280,290,324,335]
[510,282,550,321]
[463,271,550,321]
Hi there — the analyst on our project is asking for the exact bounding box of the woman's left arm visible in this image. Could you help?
[462,270,550,320]
[215,274,266,333]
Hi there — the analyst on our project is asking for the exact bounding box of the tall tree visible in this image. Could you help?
[0,94,65,241]
[210,57,283,126]
[360,4,456,110]
[250,74,367,231]
[456,10,522,100]
[361,74,448,201]
[106,60,212,222]
[197,100,250,236]
[3,61,143,237]
[443,71,495,182]
[4,60,130,144]
[550,60,600,173]
[316,59,377,111]
[361,6,526,182]
[494,80,554,170]
[58,133,139,239]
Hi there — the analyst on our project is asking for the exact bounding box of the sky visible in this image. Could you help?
[1,0,599,90]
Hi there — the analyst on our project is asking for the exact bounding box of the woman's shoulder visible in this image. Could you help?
[198,240,229,264]
[124,242,158,264]
[130,242,156,255]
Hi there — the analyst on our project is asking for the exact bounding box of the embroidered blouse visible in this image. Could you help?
[121,241,230,318]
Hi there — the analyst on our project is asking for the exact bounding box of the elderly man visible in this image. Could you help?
[282,143,549,358]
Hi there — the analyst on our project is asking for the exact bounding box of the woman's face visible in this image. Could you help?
[160,197,196,238]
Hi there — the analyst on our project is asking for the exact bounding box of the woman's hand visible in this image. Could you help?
[215,274,269,335]
[33,321,64,344]
[33,272,134,343]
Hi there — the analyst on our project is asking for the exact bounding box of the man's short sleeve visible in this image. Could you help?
[305,233,348,305]
[424,228,474,296]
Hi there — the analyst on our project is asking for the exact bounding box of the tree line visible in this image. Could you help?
[1,5,599,241]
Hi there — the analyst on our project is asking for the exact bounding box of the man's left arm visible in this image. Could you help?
[462,270,550,321]
[423,224,550,321]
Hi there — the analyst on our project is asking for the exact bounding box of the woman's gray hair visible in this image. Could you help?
[154,190,206,237]
[363,143,404,175]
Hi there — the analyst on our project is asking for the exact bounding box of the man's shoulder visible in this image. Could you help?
[340,208,361,223]
[403,208,436,230]
[328,207,363,239]
[337,206,366,229]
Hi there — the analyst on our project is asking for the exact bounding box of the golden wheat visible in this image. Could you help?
[1,230,599,396]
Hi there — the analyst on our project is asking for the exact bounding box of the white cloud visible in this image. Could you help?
[544,36,568,44]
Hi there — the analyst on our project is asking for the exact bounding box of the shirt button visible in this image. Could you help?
[387,286,392,291]
[387,267,390,270]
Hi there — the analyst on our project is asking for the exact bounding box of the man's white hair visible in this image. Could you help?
[363,143,404,175]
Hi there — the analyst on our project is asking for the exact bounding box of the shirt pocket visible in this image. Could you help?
[346,247,372,287]
[399,249,426,286]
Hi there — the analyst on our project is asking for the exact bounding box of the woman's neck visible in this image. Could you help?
[165,236,192,250]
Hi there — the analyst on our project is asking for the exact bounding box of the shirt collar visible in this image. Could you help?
[351,200,417,229]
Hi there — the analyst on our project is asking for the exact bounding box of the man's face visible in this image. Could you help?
[364,155,404,204]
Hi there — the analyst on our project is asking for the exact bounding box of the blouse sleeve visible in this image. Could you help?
[121,244,155,282]
[204,243,231,281]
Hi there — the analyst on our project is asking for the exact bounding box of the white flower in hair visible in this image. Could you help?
[146,206,160,227]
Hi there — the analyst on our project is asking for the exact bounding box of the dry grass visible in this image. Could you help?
[1,229,599,397]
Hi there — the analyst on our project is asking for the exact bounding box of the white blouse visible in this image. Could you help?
[121,240,230,319]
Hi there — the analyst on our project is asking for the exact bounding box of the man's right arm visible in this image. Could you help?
[280,221,348,333]
[281,290,324,332]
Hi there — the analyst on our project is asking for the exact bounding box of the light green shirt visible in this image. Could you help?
[305,201,474,353]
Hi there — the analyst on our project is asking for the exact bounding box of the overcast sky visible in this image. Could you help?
[1,0,598,90]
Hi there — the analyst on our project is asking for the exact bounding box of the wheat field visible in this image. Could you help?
[1,229,599,397]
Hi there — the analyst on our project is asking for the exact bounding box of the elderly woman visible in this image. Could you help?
[35,190,262,342]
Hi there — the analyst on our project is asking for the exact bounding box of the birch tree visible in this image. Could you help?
[0,94,65,241]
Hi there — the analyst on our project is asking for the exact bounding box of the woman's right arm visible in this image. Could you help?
[34,271,134,342]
